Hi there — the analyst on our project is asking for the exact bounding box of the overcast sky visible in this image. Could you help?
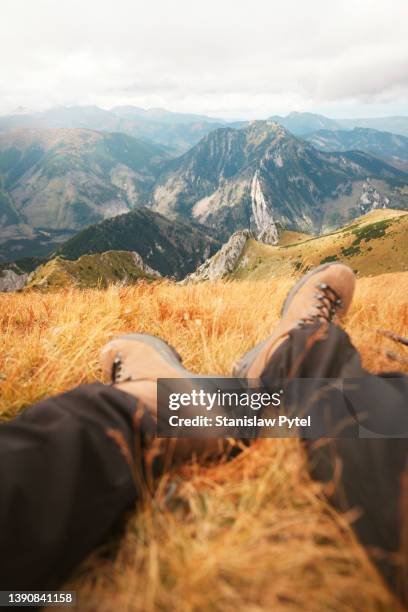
[1,0,407,119]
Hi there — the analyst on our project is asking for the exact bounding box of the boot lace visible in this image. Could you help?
[297,283,343,327]
[111,353,150,384]
[112,355,125,382]
[111,354,133,383]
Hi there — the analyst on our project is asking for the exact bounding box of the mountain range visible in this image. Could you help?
[268,112,341,135]
[1,112,408,271]
[267,111,408,137]
[4,207,407,292]
[150,121,408,238]
[2,107,408,152]
[0,106,225,154]
[305,128,408,161]
[0,128,168,255]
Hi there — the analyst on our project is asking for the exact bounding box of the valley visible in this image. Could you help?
[2,208,407,291]
[1,109,408,288]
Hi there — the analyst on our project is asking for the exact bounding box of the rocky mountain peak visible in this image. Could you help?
[151,119,408,241]
[182,230,251,283]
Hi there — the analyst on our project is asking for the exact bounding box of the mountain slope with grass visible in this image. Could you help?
[232,209,408,280]
[25,251,161,290]
[0,128,168,240]
[185,209,408,282]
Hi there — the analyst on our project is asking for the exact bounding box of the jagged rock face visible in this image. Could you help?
[258,224,280,245]
[250,170,279,245]
[151,121,408,239]
[0,268,28,291]
[182,230,251,283]
[358,179,390,214]
[131,252,161,279]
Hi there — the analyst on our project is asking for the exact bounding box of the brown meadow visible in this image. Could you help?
[1,272,408,610]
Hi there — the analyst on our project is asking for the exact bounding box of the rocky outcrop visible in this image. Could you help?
[250,171,279,245]
[258,224,280,244]
[131,252,162,279]
[358,178,390,214]
[182,230,251,283]
[0,268,28,292]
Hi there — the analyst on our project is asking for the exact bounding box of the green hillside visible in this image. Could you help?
[232,209,408,280]
[26,251,160,291]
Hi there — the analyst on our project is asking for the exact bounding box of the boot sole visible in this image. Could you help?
[233,262,346,378]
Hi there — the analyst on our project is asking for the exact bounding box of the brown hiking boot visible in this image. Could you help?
[101,334,237,465]
[233,263,356,380]
[101,333,188,412]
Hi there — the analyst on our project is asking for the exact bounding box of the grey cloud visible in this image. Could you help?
[0,0,407,118]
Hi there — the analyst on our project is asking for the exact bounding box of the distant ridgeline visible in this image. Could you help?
[1,208,407,291]
[1,112,408,287]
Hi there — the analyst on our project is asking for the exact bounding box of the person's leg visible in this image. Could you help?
[260,323,408,598]
[100,332,245,460]
[0,383,146,590]
[0,333,239,591]
[234,264,408,601]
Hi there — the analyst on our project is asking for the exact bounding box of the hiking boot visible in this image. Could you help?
[100,333,239,465]
[101,333,188,412]
[233,263,356,380]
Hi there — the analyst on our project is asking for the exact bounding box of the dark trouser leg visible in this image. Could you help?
[259,323,408,600]
[0,383,149,590]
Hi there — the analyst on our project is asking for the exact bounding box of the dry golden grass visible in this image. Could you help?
[1,273,408,611]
